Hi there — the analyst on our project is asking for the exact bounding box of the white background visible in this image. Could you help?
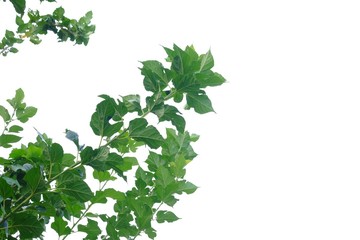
[1,0,360,239]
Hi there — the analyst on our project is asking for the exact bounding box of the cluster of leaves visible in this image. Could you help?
[1,0,95,56]
[0,45,225,239]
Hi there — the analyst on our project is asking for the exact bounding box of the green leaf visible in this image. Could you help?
[9,0,26,15]
[53,7,65,20]
[30,35,41,44]
[0,177,13,198]
[58,174,93,202]
[51,217,71,236]
[81,147,126,179]
[78,219,101,240]
[91,188,125,204]
[155,166,174,188]
[9,47,18,53]
[8,125,23,133]
[93,170,116,182]
[141,60,168,92]
[177,180,198,194]
[145,151,166,172]
[11,213,44,238]
[7,88,24,109]
[16,106,37,123]
[122,94,142,114]
[0,134,21,148]
[186,92,214,114]
[156,210,180,223]
[199,50,214,71]
[145,227,157,239]
[196,71,226,87]
[0,105,11,122]
[90,98,122,137]
[62,153,75,167]
[24,167,43,193]
[50,143,64,163]
[162,128,197,161]
[15,15,24,25]
[128,118,164,149]
[153,104,185,133]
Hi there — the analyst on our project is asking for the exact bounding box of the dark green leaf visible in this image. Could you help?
[24,167,44,193]
[122,94,142,114]
[186,92,214,114]
[128,118,164,149]
[50,143,64,163]
[9,0,26,15]
[0,177,13,198]
[58,176,93,202]
[156,210,180,223]
[12,213,44,238]
[0,105,10,122]
[141,60,168,92]
[51,217,71,236]
[153,104,185,133]
[90,98,122,137]
[9,47,18,53]
[81,147,125,179]
[78,219,101,240]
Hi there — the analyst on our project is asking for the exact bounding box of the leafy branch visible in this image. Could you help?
[0,44,225,239]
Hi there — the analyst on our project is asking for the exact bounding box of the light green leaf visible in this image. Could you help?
[0,105,10,122]
[93,170,116,182]
[16,106,37,123]
[0,134,21,148]
[156,210,180,223]
[8,125,23,133]
[186,92,214,114]
[7,88,24,109]
[199,50,214,72]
